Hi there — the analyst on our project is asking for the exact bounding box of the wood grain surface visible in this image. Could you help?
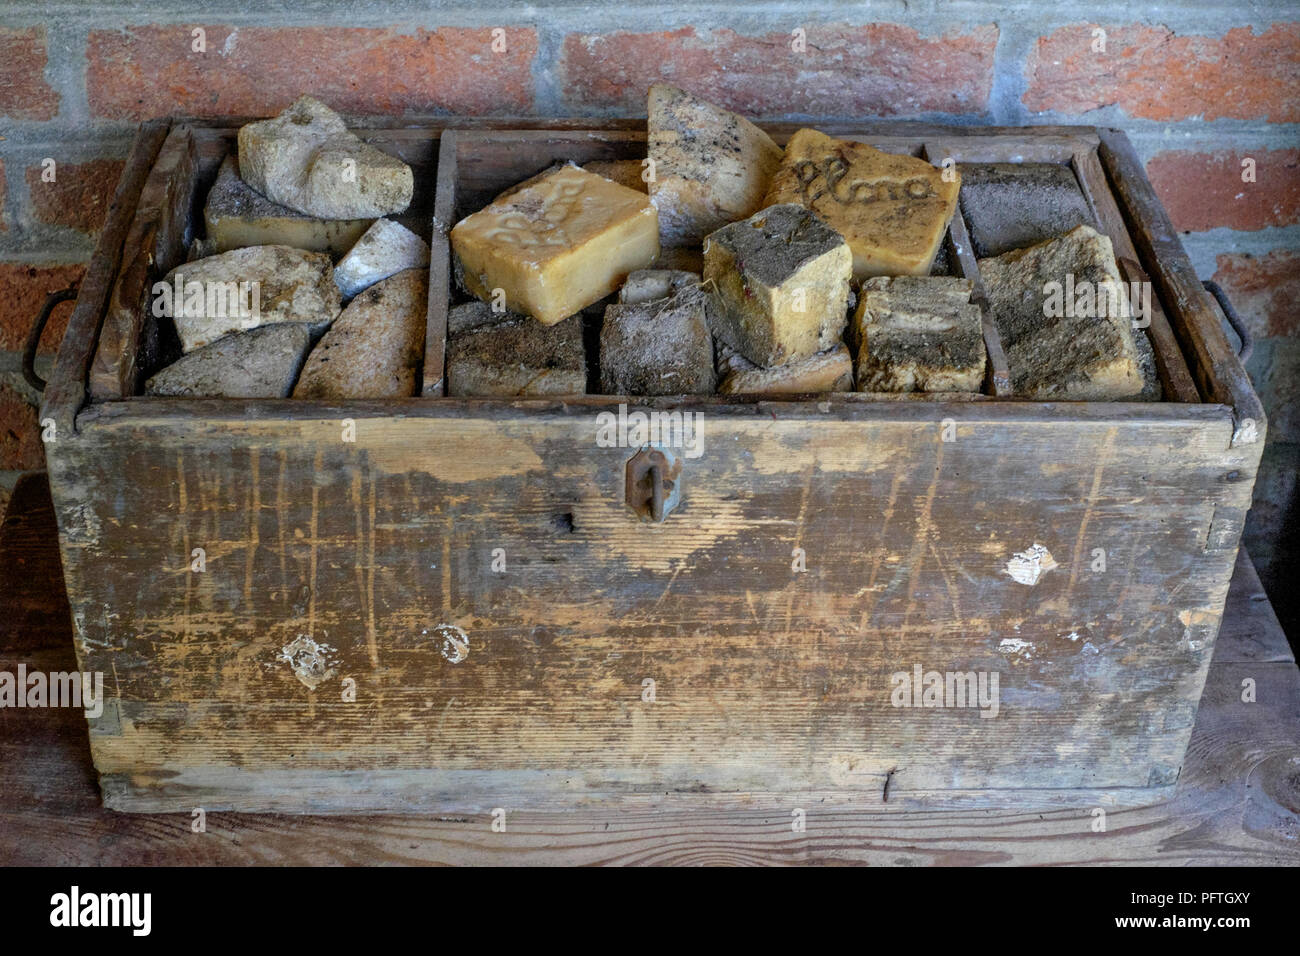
[1,473,1295,864]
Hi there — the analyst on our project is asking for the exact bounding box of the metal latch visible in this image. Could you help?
[625,447,682,522]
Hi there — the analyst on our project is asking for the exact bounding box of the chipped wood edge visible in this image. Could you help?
[1097,128,1266,449]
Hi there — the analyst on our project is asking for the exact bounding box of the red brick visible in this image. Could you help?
[560,24,998,116]
[1024,23,1300,122]
[1213,250,1300,339]
[87,26,536,119]
[25,159,126,235]
[0,263,86,354]
[1147,150,1300,233]
[0,385,43,472]
[0,27,60,120]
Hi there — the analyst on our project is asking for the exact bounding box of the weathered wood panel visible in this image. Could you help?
[47,399,1256,811]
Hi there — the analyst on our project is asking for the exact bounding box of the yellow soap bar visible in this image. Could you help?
[763,128,959,280]
[451,164,659,325]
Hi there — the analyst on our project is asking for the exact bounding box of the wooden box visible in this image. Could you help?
[40,118,1264,812]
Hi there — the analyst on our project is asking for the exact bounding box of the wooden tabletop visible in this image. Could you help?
[1,471,1296,866]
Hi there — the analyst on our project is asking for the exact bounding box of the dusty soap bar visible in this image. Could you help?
[763,128,959,280]
[979,225,1143,400]
[719,344,853,395]
[647,85,783,247]
[294,268,426,399]
[703,204,852,367]
[447,301,587,397]
[238,95,413,219]
[451,164,659,325]
[145,323,312,398]
[203,157,373,256]
[958,162,1096,258]
[333,218,430,298]
[618,268,700,305]
[600,288,714,396]
[854,276,985,393]
[160,245,341,353]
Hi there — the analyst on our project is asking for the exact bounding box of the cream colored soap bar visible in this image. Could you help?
[204,157,373,256]
[703,204,852,367]
[763,128,960,280]
[451,164,659,325]
[719,344,853,395]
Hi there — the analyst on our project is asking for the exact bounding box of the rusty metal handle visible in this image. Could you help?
[23,285,78,392]
[1202,280,1253,364]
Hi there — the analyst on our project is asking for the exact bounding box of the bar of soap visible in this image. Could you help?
[447,302,587,397]
[334,218,430,298]
[854,276,985,392]
[720,344,853,395]
[293,268,426,399]
[959,162,1096,258]
[763,128,959,280]
[584,159,648,193]
[451,164,659,325]
[238,95,413,219]
[647,84,783,247]
[160,245,341,353]
[703,204,852,367]
[618,269,699,305]
[979,225,1143,400]
[599,289,714,395]
[204,156,373,256]
[145,323,312,398]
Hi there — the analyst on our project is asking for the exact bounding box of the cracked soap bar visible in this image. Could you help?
[451,164,659,325]
[719,344,853,395]
[763,128,959,280]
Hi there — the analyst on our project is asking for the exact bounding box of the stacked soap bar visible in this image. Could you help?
[451,164,660,324]
[854,276,985,393]
[763,128,960,280]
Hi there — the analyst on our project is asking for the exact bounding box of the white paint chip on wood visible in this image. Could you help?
[1005,543,1058,585]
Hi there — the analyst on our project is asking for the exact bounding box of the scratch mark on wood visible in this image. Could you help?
[243,449,259,609]
[1068,426,1117,599]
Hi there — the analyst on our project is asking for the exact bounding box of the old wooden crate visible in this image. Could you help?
[38,118,1264,813]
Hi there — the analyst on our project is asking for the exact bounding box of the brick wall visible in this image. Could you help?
[1,1,1297,625]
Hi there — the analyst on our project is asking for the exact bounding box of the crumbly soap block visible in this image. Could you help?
[647,84,783,247]
[145,323,312,398]
[979,225,1143,400]
[161,245,341,353]
[334,218,430,298]
[451,164,659,325]
[618,269,700,305]
[600,289,714,395]
[854,276,985,393]
[703,203,852,367]
[294,268,426,399]
[447,302,587,397]
[238,95,413,219]
[584,160,648,193]
[720,344,853,395]
[204,156,372,255]
[959,162,1097,258]
[763,128,959,280]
